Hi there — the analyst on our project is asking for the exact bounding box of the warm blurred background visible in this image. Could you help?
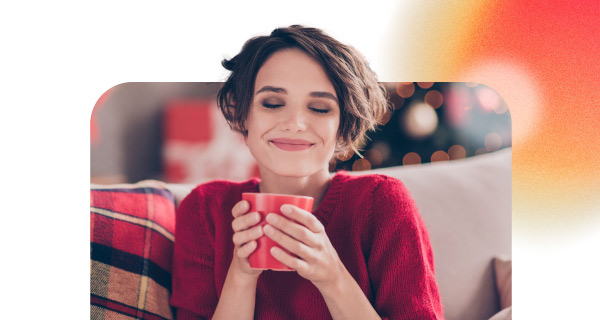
[90,82,511,184]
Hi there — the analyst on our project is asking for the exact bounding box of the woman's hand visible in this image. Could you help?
[263,204,346,290]
[230,200,264,281]
[212,200,263,320]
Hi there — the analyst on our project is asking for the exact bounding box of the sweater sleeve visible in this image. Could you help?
[367,176,444,320]
[169,188,218,320]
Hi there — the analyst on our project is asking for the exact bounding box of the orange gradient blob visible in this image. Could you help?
[387,1,600,233]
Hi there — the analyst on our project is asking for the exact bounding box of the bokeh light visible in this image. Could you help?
[448,145,467,160]
[352,158,371,171]
[493,100,509,115]
[417,82,435,89]
[396,82,416,98]
[459,60,539,145]
[424,90,444,109]
[431,150,450,162]
[476,86,501,112]
[371,142,391,161]
[337,151,354,162]
[444,84,471,126]
[402,102,439,139]
[365,148,384,166]
[333,82,510,172]
[484,133,502,151]
[402,152,421,165]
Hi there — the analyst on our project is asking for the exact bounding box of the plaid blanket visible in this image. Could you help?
[91,181,176,320]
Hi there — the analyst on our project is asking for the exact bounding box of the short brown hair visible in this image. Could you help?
[217,25,390,156]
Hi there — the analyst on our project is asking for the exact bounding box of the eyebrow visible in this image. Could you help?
[256,86,287,95]
[255,86,337,102]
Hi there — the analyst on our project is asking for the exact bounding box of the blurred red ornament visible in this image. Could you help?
[91,88,112,146]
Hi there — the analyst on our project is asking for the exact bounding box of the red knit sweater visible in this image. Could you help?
[170,172,443,319]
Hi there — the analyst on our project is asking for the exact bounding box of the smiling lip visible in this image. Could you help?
[269,138,315,151]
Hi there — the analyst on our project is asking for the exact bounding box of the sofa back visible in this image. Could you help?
[362,148,512,320]
[91,149,511,320]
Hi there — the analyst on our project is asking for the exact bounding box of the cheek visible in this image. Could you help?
[246,106,262,136]
[246,109,275,148]
[320,118,340,145]
[244,113,259,147]
[246,126,262,148]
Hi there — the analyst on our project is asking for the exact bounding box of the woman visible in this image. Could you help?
[170,25,443,319]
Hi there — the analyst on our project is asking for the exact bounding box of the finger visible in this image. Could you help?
[265,213,319,247]
[232,224,263,246]
[236,240,258,258]
[232,211,261,232]
[270,246,309,273]
[263,224,314,261]
[231,200,250,218]
[280,204,324,233]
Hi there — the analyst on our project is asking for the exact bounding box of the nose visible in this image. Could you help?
[280,107,308,132]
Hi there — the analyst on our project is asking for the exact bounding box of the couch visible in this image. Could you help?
[90,148,512,320]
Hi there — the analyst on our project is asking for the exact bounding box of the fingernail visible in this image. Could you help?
[281,205,291,214]
[266,213,278,223]
[270,247,280,256]
[253,212,260,221]
[264,225,274,236]
[255,226,263,236]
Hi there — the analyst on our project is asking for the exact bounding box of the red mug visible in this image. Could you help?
[242,192,314,271]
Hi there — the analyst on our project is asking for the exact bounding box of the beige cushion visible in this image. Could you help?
[488,306,512,320]
[362,148,512,320]
[494,257,512,309]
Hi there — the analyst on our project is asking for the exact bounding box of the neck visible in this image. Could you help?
[258,167,333,212]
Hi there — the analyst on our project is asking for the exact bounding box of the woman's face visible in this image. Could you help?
[246,48,340,178]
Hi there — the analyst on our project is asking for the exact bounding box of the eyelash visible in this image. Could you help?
[262,103,330,114]
[311,108,329,114]
[263,103,283,109]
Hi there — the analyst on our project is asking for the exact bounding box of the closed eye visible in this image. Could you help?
[310,108,330,114]
[263,103,284,109]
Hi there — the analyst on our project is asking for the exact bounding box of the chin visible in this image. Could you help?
[250,145,334,179]
[263,161,325,179]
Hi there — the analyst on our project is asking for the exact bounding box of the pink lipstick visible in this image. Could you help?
[269,138,315,151]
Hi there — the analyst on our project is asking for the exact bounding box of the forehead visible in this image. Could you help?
[254,49,336,96]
